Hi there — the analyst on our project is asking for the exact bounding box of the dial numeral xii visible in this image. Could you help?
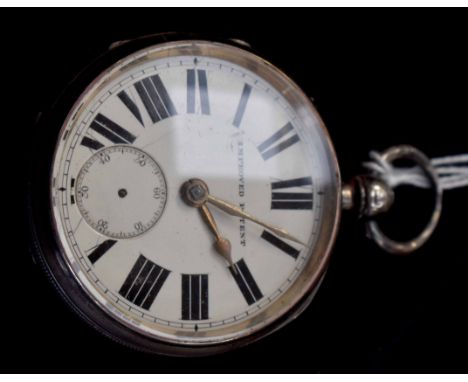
[187,69,210,115]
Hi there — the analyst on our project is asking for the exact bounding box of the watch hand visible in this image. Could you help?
[179,178,307,247]
[206,194,307,247]
[180,178,235,271]
[199,204,235,269]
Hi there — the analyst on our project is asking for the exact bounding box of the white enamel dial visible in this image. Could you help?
[51,41,340,346]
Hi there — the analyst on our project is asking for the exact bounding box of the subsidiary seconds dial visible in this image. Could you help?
[75,145,167,239]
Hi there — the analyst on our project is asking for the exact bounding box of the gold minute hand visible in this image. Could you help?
[206,194,307,247]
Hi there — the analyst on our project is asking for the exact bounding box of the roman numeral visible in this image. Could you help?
[118,90,144,127]
[119,255,170,310]
[230,259,263,305]
[81,113,137,150]
[134,75,177,123]
[181,274,209,320]
[187,69,210,115]
[261,231,299,259]
[233,83,252,127]
[87,239,117,264]
[257,122,300,160]
[271,177,313,210]
[81,136,104,150]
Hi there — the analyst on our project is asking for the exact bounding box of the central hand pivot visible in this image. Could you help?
[180,178,210,207]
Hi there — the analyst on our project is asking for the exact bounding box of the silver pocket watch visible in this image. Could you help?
[28,34,467,356]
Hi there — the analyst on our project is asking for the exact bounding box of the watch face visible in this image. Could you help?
[45,39,340,352]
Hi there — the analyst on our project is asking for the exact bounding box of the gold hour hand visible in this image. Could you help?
[180,179,235,270]
[198,204,235,269]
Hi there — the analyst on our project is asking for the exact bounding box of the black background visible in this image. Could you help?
[4,10,468,373]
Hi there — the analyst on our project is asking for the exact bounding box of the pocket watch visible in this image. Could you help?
[29,33,460,356]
